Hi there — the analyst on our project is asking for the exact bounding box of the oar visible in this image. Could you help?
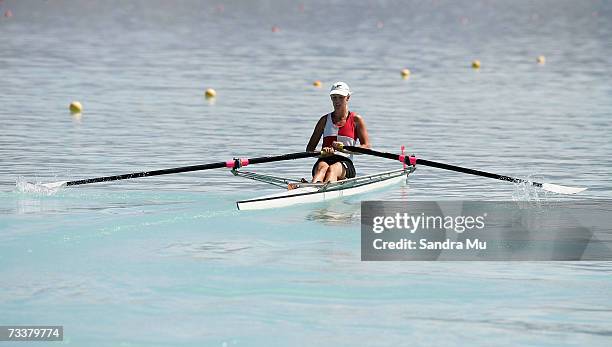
[38,151,321,189]
[343,146,586,195]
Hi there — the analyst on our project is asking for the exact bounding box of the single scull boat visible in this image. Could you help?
[234,167,415,210]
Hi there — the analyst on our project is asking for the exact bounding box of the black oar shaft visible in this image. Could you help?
[65,162,226,186]
[65,151,320,186]
[247,151,320,165]
[344,146,542,187]
[347,147,398,161]
[416,158,542,187]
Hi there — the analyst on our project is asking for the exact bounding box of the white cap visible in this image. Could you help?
[329,81,351,96]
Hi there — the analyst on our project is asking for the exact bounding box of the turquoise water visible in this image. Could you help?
[1,0,611,346]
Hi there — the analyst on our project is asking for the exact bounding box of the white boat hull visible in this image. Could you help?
[236,168,412,210]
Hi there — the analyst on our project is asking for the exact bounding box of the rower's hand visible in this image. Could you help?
[331,142,344,151]
[321,147,334,156]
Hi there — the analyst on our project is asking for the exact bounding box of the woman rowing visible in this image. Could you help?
[290,81,371,189]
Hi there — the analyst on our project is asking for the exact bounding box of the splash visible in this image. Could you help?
[510,174,562,212]
[511,174,549,202]
[15,177,66,196]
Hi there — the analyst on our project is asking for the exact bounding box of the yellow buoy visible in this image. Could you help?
[69,101,82,113]
[313,80,322,88]
[537,55,546,64]
[401,68,411,79]
[471,60,481,69]
[205,88,217,99]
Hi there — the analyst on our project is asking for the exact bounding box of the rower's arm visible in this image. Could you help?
[354,114,371,149]
[306,116,326,151]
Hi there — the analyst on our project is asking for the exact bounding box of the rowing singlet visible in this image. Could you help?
[322,111,357,159]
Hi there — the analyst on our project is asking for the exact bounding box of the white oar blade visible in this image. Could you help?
[542,183,587,195]
[41,181,68,190]
[16,180,67,195]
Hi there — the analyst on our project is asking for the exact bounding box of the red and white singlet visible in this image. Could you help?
[322,111,357,159]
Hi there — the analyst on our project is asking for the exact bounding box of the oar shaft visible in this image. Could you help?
[416,158,542,187]
[247,151,320,165]
[65,151,320,186]
[347,147,398,161]
[65,162,227,186]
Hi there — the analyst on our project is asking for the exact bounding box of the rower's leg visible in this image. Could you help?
[312,161,329,183]
[323,162,346,183]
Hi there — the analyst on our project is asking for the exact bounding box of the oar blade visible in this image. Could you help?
[542,183,587,195]
[42,181,68,190]
[16,180,67,195]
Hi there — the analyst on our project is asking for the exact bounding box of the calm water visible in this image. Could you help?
[1,0,611,346]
